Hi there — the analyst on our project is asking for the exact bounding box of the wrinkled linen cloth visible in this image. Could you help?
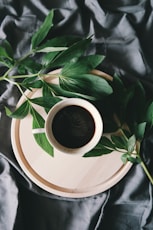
[0,0,153,229]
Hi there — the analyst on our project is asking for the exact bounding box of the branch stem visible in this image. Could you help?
[140,161,153,185]
[10,73,38,79]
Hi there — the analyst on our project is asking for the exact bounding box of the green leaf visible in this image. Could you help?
[0,45,14,67]
[42,52,59,66]
[0,57,14,67]
[20,75,43,89]
[42,82,54,97]
[126,81,146,127]
[134,122,147,140]
[110,74,125,100]
[111,135,127,150]
[18,58,42,74]
[59,73,113,100]
[127,155,141,164]
[110,74,135,123]
[40,36,83,65]
[99,136,116,149]
[45,82,95,101]
[30,107,54,156]
[133,81,146,120]
[37,35,81,51]
[36,46,67,53]
[102,120,118,133]
[46,38,92,68]
[30,96,61,109]
[61,55,104,76]
[0,46,10,59]
[121,153,128,164]
[31,10,54,49]
[21,79,43,89]
[121,150,141,165]
[145,102,153,125]
[42,83,53,113]
[22,75,38,83]
[112,73,125,88]
[127,135,136,153]
[5,100,30,119]
[38,36,81,64]
[118,88,134,123]
[83,146,113,157]
[2,40,13,58]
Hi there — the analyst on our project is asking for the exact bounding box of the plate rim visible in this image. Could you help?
[11,70,132,198]
[11,118,132,197]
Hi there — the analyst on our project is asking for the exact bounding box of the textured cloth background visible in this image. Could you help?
[0,1,153,229]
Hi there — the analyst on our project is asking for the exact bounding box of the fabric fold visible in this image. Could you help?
[0,157,18,230]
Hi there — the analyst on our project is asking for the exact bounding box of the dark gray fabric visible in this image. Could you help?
[0,0,153,229]
[0,157,18,230]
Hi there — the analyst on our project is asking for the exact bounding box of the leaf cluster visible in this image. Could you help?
[106,74,153,139]
[0,10,112,156]
[85,74,153,165]
[1,10,153,169]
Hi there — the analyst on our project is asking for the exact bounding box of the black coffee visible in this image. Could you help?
[52,105,95,148]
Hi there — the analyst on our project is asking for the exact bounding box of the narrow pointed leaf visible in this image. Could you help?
[121,153,128,164]
[36,47,67,53]
[5,100,30,119]
[45,83,95,100]
[100,136,116,149]
[46,38,92,68]
[145,102,153,125]
[30,96,61,109]
[60,73,113,99]
[18,58,42,74]
[20,75,43,89]
[37,35,81,51]
[111,135,127,150]
[0,46,10,59]
[0,45,14,67]
[61,55,104,76]
[42,83,55,113]
[134,122,147,140]
[22,75,38,83]
[83,146,113,157]
[0,40,13,61]
[31,10,54,49]
[42,52,59,66]
[3,40,14,58]
[30,107,54,156]
[83,140,113,157]
[21,80,43,89]
[127,135,136,153]
[40,36,82,64]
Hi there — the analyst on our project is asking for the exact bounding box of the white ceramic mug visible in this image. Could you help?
[33,98,103,156]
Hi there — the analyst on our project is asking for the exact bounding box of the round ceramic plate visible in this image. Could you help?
[11,72,132,198]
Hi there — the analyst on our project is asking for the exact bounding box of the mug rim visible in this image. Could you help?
[45,98,103,156]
